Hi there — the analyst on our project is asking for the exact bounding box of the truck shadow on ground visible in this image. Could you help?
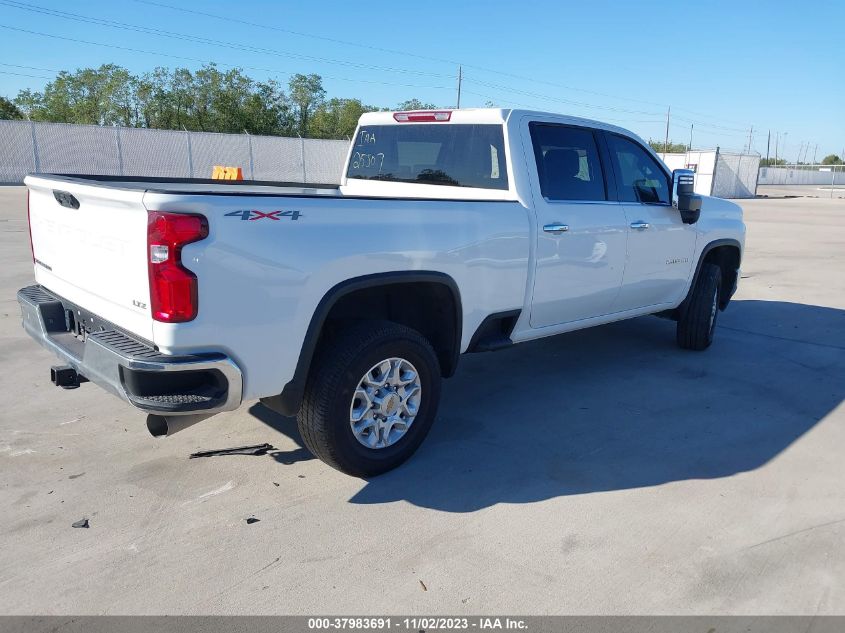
[254,299,845,512]
[247,404,313,466]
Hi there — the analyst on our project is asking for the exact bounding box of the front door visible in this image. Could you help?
[603,133,698,311]
[527,122,628,328]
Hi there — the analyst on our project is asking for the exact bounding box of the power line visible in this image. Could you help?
[1,0,766,135]
[0,41,780,149]
[461,86,735,146]
[667,104,752,128]
[459,89,663,126]
[462,78,751,142]
[3,0,682,120]
[464,77,663,117]
[671,113,748,134]
[0,0,452,79]
[0,61,61,73]
[0,24,454,93]
[0,18,720,134]
[129,0,759,130]
[2,1,811,148]
[0,69,53,80]
[130,0,668,105]
[131,0,465,68]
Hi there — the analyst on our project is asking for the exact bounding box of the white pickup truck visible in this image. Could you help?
[19,108,744,476]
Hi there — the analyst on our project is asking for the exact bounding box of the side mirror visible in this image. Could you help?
[672,169,702,224]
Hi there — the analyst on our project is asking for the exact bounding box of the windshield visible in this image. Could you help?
[346,124,509,190]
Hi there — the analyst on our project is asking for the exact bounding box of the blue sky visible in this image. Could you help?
[1,0,842,159]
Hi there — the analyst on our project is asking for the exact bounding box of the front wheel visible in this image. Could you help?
[297,321,441,477]
[677,263,722,351]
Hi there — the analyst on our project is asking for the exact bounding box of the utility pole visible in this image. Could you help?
[813,144,818,164]
[765,130,771,165]
[774,132,779,165]
[746,125,753,154]
[688,123,693,152]
[456,65,462,109]
[663,106,671,155]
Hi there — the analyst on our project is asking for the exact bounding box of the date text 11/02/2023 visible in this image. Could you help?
[307,617,528,630]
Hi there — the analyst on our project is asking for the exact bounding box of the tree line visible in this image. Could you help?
[647,140,689,154]
[3,65,840,164]
[0,64,438,139]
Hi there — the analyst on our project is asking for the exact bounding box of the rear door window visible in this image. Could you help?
[346,124,509,190]
[529,123,607,201]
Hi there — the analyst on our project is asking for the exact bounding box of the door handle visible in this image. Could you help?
[630,221,650,231]
[543,223,569,234]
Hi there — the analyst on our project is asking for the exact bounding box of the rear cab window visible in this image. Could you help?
[346,124,509,190]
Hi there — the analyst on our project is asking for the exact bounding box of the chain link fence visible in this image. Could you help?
[0,120,350,184]
[659,149,760,198]
[0,120,774,198]
[757,164,843,187]
[711,151,760,199]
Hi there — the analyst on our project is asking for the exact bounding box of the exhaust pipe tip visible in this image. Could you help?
[146,414,169,438]
[147,413,212,437]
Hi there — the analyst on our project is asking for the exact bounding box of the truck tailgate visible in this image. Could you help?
[25,175,154,341]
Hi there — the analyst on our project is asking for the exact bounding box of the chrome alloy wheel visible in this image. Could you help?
[349,357,422,449]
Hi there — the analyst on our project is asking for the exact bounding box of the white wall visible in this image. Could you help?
[658,151,717,196]
[758,166,844,186]
[659,153,687,171]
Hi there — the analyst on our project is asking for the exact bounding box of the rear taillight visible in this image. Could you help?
[147,211,208,323]
[393,110,452,122]
[26,189,34,262]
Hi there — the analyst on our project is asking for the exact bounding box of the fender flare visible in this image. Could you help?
[261,271,462,417]
[678,238,742,317]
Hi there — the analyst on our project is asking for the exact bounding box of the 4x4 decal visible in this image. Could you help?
[225,209,302,221]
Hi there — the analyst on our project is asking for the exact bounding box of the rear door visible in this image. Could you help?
[26,176,154,341]
[602,133,697,311]
[526,121,628,327]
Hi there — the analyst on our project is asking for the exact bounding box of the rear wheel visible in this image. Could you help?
[297,321,441,477]
[677,263,722,351]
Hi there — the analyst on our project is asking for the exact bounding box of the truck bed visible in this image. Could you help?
[35,173,342,197]
[36,174,516,202]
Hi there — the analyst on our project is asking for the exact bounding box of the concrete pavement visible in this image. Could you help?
[1,185,843,614]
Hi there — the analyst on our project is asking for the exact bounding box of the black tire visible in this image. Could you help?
[677,263,722,351]
[297,320,441,477]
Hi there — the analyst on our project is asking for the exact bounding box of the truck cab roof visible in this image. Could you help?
[357,107,642,141]
[345,108,652,201]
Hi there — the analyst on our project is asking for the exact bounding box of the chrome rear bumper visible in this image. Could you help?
[17,285,242,416]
